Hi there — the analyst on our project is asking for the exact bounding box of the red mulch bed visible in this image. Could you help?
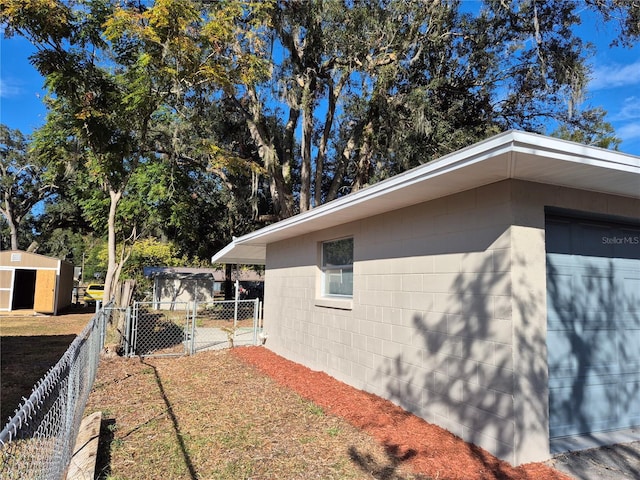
[233,347,572,480]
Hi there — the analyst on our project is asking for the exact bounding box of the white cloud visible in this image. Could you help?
[590,60,640,91]
[616,122,640,142]
[612,96,640,121]
[0,78,22,98]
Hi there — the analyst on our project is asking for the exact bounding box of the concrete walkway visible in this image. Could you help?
[546,441,640,479]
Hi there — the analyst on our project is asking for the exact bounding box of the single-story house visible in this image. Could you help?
[144,266,263,307]
[0,250,74,315]
[211,130,640,466]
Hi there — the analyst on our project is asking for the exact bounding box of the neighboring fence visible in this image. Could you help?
[123,297,262,357]
[0,305,113,480]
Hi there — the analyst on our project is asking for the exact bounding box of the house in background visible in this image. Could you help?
[212,130,640,466]
[0,250,74,315]
[144,266,264,307]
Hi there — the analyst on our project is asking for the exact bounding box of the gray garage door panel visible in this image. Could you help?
[546,216,640,440]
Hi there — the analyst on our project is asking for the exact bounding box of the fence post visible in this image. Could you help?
[130,303,138,357]
[190,301,197,355]
[234,279,239,344]
[123,307,130,357]
[99,308,106,351]
[253,297,259,345]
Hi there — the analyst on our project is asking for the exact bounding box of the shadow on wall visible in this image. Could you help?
[157,275,217,305]
[546,259,640,446]
[374,250,545,471]
[375,242,639,471]
[545,216,640,460]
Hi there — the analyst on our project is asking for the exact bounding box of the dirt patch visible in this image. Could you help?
[233,347,572,480]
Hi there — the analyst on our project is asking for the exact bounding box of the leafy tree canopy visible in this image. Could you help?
[2,0,638,293]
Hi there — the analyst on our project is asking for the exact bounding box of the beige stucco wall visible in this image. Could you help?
[263,179,640,466]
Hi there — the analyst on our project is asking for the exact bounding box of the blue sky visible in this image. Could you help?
[1,11,640,156]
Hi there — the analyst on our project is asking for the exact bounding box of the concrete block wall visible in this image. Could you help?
[262,178,640,466]
[265,180,522,463]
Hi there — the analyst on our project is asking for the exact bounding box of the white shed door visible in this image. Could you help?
[545,215,640,440]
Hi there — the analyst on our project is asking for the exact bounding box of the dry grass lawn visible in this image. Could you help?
[86,351,424,480]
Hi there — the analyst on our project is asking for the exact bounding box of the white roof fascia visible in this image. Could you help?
[212,130,640,265]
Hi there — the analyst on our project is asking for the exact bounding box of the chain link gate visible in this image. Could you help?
[126,301,192,357]
[191,298,261,352]
[124,298,262,357]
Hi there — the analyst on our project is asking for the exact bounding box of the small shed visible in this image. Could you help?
[212,130,640,466]
[0,250,74,315]
[144,267,263,307]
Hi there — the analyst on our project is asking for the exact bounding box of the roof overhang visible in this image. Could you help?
[212,130,640,265]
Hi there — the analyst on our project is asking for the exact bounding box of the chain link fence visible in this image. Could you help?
[191,298,261,352]
[0,304,113,480]
[122,298,262,356]
[125,301,191,357]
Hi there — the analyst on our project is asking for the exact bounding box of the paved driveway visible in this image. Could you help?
[546,441,640,479]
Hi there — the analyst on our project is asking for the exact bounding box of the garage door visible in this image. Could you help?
[546,215,640,440]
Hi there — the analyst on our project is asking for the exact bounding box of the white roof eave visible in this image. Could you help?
[212,130,640,265]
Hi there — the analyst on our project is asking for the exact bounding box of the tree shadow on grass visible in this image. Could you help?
[349,444,429,480]
[141,359,198,480]
[134,311,186,355]
[0,334,76,422]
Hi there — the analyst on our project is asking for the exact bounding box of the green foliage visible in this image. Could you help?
[2,0,638,269]
[0,124,64,250]
[94,237,189,299]
[551,108,622,149]
[83,238,107,282]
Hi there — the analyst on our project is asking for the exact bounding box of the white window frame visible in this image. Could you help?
[320,237,353,298]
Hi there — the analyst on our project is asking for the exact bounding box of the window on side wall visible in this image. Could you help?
[321,237,353,297]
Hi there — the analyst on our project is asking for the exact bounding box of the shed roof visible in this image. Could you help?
[211,130,640,265]
[0,250,70,268]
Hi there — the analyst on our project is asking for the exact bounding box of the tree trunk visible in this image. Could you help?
[325,119,364,202]
[352,121,375,192]
[300,80,314,212]
[8,219,18,251]
[245,117,294,219]
[1,193,19,250]
[314,78,341,207]
[234,91,295,219]
[103,188,123,303]
[224,263,233,300]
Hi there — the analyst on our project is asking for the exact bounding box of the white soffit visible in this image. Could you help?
[212,130,640,265]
